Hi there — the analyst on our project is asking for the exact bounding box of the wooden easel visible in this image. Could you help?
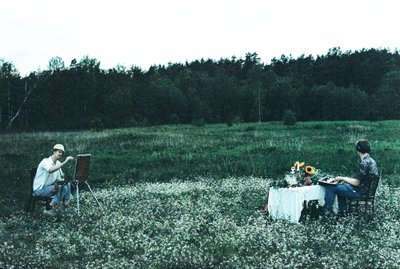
[73,154,104,215]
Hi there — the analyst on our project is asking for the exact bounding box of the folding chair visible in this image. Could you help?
[348,174,380,221]
[26,167,52,214]
[73,154,105,215]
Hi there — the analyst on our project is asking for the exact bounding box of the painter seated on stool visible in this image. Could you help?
[32,144,74,215]
[322,139,379,217]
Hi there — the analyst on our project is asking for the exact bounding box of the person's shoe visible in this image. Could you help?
[62,198,72,206]
[43,209,55,216]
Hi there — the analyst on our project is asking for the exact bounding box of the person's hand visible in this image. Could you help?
[65,156,74,162]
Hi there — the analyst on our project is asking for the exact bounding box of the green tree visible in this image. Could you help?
[0,61,22,129]
[264,77,295,120]
[374,70,400,119]
[48,56,65,72]
[283,109,297,125]
[315,83,368,120]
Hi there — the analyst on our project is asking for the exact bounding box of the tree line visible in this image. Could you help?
[1,47,400,131]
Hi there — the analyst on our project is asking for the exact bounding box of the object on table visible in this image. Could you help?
[304,177,313,185]
[284,174,297,186]
[318,177,339,186]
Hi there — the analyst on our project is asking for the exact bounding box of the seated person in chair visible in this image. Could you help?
[322,139,379,217]
[33,144,74,214]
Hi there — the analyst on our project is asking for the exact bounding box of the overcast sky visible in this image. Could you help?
[1,0,399,76]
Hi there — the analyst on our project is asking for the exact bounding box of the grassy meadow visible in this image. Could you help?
[1,121,400,268]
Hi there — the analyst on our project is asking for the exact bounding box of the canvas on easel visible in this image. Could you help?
[74,154,91,181]
[73,154,104,215]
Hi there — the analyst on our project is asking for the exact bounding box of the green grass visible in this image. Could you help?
[1,121,400,268]
[2,121,400,188]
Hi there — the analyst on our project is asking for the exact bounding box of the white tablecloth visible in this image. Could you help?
[267,185,326,223]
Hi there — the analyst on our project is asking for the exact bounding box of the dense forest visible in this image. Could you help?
[1,47,400,131]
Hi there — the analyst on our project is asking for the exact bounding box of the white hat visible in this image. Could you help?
[53,144,65,152]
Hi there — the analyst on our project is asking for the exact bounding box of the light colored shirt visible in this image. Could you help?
[33,157,64,191]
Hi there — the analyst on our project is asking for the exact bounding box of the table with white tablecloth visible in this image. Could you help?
[267,185,328,223]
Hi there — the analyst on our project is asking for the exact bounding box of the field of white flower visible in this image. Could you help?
[1,176,400,269]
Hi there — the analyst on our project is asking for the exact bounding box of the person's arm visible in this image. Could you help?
[335,176,360,186]
[48,156,74,173]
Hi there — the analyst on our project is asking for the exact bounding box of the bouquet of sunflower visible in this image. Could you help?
[291,161,318,186]
[271,161,319,188]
